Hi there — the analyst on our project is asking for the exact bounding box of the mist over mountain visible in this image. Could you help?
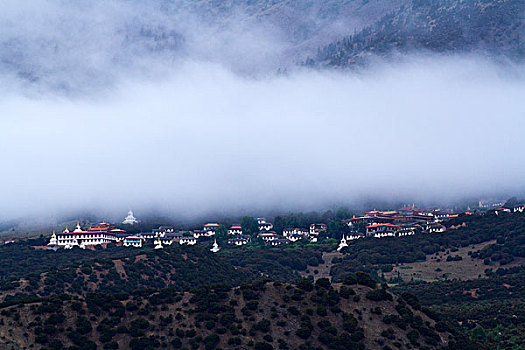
[1,0,522,92]
[0,0,524,221]
[0,0,405,92]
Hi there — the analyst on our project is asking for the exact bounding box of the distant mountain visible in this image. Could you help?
[0,0,522,91]
[307,0,524,68]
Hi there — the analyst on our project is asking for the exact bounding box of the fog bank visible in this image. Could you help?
[1,56,524,220]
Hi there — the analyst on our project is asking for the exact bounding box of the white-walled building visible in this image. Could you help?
[426,222,446,233]
[228,236,251,246]
[283,228,309,237]
[396,228,416,237]
[309,223,327,236]
[366,224,400,237]
[228,225,243,235]
[203,223,219,236]
[346,232,365,241]
[180,236,197,245]
[54,222,125,249]
[123,236,143,248]
[287,233,307,242]
[259,222,274,232]
[513,205,524,213]
[494,208,511,215]
[269,238,290,246]
[258,232,279,242]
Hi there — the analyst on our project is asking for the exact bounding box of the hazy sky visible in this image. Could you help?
[0,1,524,221]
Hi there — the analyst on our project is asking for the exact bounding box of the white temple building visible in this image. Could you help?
[123,210,139,225]
[210,239,220,253]
[52,222,127,249]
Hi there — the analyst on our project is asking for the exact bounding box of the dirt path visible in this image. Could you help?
[113,259,128,279]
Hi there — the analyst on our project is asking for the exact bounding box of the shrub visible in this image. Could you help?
[296,327,312,339]
[407,330,419,344]
[366,289,393,302]
[316,278,331,290]
[339,286,356,299]
[355,272,376,288]
[254,342,273,350]
[296,278,314,292]
[203,333,220,350]
[75,316,92,335]
[254,320,271,333]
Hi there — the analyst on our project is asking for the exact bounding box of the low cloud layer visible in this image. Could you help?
[0,1,523,221]
[1,55,524,220]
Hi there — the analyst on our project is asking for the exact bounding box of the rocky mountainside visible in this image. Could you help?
[0,276,474,350]
[1,0,521,91]
[308,0,524,67]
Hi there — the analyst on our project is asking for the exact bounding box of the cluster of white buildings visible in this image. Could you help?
[47,222,205,251]
[336,205,460,251]
[46,215,330,252]
[343,206,453,238]
[47,204,501,253]
[226,219,328,246]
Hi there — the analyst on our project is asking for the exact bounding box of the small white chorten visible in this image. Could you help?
[154,238,163,250]
[73,222,83,233]
[210,239,220,253]
[337,235,348,251]
[47,231,58,250]
[123,210,138,225]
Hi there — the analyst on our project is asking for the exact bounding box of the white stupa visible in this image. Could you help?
[210,239,220,253]
[47,231,58,250]
[154,238,163,250]
[73,222,83,232]
[337,235,348,251]
[123,210,138,225]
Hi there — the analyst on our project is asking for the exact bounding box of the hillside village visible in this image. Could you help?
[0,202,524,350]
[41,204,525,253]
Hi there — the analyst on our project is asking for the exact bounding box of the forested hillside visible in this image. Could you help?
[0,276,475,350]
[0,241,325,301]
[309,0,524,67]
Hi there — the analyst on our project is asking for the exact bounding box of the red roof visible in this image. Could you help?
[230,225,242,229]
[204,223,219,227]
[366,223,400,228]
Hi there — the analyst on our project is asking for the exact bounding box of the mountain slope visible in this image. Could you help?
[309,0,524,67]
[0,278,471,350]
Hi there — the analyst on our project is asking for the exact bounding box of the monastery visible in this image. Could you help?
[48,222,128,249]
